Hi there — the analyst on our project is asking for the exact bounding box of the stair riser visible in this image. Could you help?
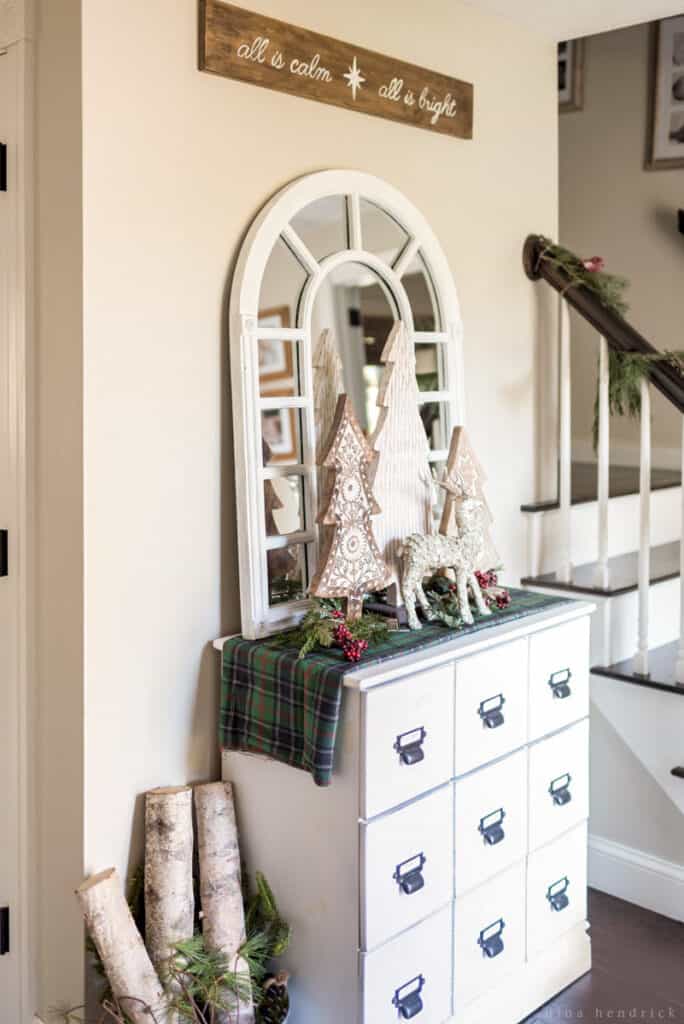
[526,485,681,576]
[590,578,681,666]
[525,578,681,666]
[591,673,684,817]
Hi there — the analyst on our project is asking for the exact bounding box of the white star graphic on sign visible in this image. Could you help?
[343,57,366,101]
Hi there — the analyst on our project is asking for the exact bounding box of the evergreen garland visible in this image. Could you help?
[274,598,390,660]
[592,350,684,450]
[537,238,630,317]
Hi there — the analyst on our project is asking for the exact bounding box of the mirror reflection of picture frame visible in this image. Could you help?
[258,305,298,463]
[647,16,684,170]
[261,407,297,462]
[258,306,293,383]
[558,39,584,113]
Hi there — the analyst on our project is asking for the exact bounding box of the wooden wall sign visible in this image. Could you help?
[199,1,474,140]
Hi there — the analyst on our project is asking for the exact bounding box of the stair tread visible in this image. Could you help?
[521,462,681,513]
[521,540,680,597]
[592,641,684,696]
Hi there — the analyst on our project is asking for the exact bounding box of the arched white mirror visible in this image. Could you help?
[230,170,465,639]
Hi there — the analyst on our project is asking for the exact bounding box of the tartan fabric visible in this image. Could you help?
[220,588,573,786]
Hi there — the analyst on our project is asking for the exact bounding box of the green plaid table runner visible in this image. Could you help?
[220,589,574,786]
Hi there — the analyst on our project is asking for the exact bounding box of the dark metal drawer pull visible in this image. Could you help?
[394,727,427,766]
[547,876,570,912]
[478,808,506,846]
[478,693,506,730]
[478,917,505,959]
[392,975,425,1019]
[548,668,572,699]
[394,853,426,896]
[549,772,572,806]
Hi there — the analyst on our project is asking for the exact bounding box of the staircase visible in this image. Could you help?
[521,236,684,921]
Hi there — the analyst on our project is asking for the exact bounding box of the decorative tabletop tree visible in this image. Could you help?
[313,328,345,547]
[310,395,391,620]
[439,425,500,572]
[370,323,433,600]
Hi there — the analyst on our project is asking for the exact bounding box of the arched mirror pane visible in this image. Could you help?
[259,237,308,324]
[403,251,441,331]
[415,340,444,393]
[264,475,305,537]
[267,542,308,606]
[261,408,304,466]
[311,262,396,440]
[258,335,301,399]
[421,400,448,452]
[359,198,409,266]
[290,195,349,263]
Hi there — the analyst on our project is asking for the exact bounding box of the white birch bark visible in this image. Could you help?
[371,322,433,599]
[76,868,170,1024]
[195,782,254,1024]
[144,786,194,979]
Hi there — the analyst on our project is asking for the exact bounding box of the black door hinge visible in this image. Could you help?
[0,143,6,192]
[0,530,7,577]
[0,907,9,955]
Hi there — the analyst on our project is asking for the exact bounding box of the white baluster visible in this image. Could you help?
[558,298,572,583]
[675,416,684,686]
[595,336,610,590]
[636,379,651,677]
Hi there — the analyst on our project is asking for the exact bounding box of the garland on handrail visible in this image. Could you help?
[537,238,630,317]
[537,237,684,446]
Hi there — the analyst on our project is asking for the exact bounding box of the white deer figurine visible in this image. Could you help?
[399,491,492,631]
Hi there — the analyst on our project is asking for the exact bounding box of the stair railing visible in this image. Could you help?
[524,235,684,680]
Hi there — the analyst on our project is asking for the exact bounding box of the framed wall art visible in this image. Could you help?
[647,15,684,169]
[558,39,584,112]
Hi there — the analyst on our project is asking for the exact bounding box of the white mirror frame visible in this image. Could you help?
[230,170,466,639]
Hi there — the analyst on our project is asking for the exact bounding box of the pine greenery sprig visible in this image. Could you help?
[273,598,389,660]
[538,238,630,317]
[592,350,684,450]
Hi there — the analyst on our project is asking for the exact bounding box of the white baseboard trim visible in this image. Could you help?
[573,439,682,472]
[589,833,684,921]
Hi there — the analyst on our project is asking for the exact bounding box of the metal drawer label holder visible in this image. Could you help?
[478,807,506,846]
[478,693,506,729]
[392,974,425,1019]
[546,876,570,912]
[393,853,427,895]
[548,668,572,700]
[394,727,427,766]
[477,918,505,959]
[549,772,572,806]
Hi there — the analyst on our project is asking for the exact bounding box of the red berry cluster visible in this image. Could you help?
[495,591,511,610]
[333,621,369,662]
[475,569,498,589]
[342,638,369,662]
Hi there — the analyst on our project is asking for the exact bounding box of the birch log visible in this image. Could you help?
[76,868,170,1024]
[195,782,254,1024]
[144,786,195,976]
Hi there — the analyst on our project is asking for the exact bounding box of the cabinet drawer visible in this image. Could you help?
[361,905,453,1024]
[453,860,526,1012]
[454,639,528,777]
[528,618,589,741]
[528,719,589,853]
[526,821,588,959]
[454,748,527,897]
[363,665,455,819]
[362,786,453,950]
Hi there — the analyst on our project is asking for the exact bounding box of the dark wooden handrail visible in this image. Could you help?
[523,234,684,414]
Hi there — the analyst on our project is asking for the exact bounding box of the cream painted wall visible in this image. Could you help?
[34,0,557,1011]
[560,23,684,467]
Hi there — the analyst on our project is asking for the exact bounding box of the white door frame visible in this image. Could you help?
[0,0,35,1019]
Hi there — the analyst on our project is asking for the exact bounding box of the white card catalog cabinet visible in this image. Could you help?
[218,601,593,1024]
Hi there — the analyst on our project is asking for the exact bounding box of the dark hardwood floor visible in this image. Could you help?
[525,890,684,1022]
